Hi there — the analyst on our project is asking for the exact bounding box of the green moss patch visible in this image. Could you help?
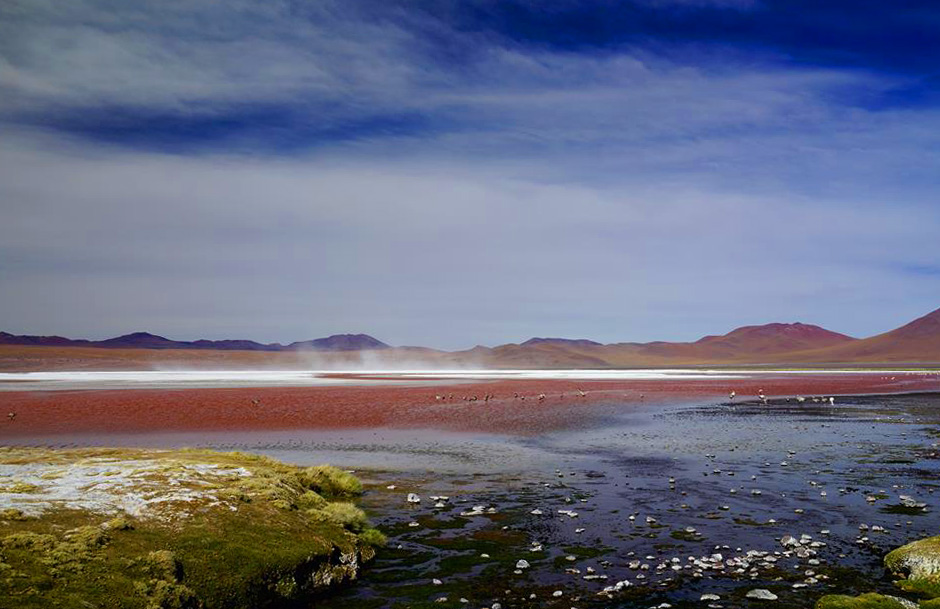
[816,593,918,609]
[816,533,940,609]
[886,535,940,583]
[0,447,383,609]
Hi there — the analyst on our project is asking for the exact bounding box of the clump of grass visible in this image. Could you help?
[143,550,180,581]
[134,578,197,609]
[0,482,42,493]
[816,592,918,608]
[297,465,363,497]
[104,516,134,531]
[296,490,328,510]
[2,531,56,551]
[234,476,295,503]
[316,502,369,532]
[359,528,387,547]
[0,508,30,521]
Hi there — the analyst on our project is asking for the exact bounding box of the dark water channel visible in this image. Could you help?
[307,394,940,609]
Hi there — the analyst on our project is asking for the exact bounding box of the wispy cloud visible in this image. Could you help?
[0,0,938,348]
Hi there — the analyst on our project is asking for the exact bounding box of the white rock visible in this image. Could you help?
[746,589,778,600]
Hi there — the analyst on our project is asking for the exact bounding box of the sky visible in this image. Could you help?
[1,0,939,350]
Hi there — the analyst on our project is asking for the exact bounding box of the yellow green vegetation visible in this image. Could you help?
[0,447,385,609]
[0,481,41,493]
[816,593,918,609]
[816,535,940,609]
[886,535,940,599]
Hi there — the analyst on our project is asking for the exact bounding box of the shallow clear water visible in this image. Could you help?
[303,393,939,609]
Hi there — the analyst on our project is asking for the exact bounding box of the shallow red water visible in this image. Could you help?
[0,373,937,437]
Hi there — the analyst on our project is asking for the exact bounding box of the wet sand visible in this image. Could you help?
[1,372,937,438]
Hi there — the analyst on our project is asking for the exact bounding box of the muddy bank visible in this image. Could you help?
[2,373,937,437]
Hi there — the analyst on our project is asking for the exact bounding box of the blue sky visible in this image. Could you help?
[0,0,938,348]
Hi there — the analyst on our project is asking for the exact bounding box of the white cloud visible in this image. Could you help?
[0,0,938,347]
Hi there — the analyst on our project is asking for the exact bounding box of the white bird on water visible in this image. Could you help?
[729,390,736,401]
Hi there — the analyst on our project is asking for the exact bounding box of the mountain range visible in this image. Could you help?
[0,331,389,352]
[2,307,939,366]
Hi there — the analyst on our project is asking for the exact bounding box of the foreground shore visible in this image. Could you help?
[3,377,940,608]
[1,372,938,438]
[0,447,383,609]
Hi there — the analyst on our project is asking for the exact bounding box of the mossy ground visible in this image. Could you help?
[816,592,917,609]
[0,447,384,609]
[816,535,940,609]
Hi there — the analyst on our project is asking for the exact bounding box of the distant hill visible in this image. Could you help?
[521,338,603,348]
[467,321,859,367]
[0,332,92,348]
[3,307,939,366]
[780,307,940,363]
[0,331,389,352]
[695,322,855,353]
[287,334,390,351]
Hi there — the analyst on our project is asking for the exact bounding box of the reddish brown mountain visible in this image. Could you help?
[784,307,940,363]
[444,322,859,368]
[684,322,856,358]
[2,307,938,369]
[521,338,604,348]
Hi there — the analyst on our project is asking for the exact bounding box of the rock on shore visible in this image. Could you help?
[816,534,940,609]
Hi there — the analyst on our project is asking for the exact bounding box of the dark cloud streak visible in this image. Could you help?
[0,1,938,349]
